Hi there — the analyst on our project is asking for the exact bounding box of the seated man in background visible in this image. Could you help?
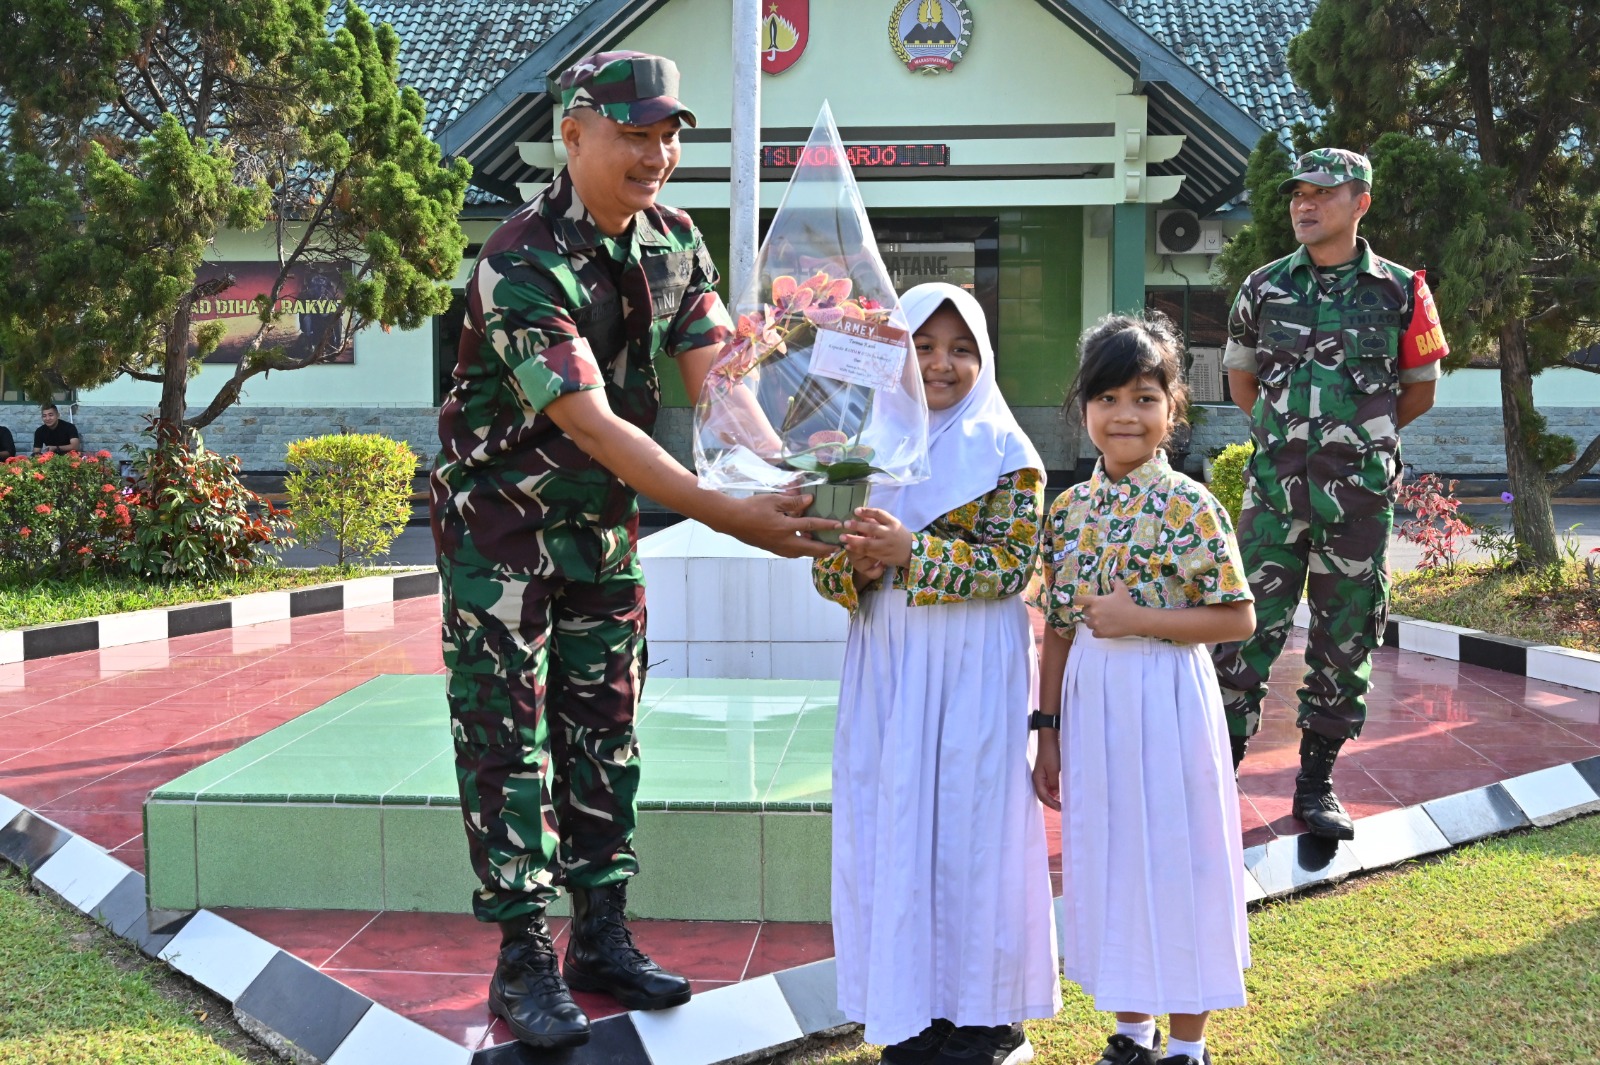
[0,423,14,461]
[32,404,81,456]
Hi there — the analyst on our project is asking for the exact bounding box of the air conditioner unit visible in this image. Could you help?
[1155,210,1224,256]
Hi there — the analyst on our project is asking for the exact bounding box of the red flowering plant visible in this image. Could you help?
[0,449,136,579]
[692,104,928,531]
[122,418,293,580]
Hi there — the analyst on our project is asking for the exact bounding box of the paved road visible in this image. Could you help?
[1387,502,1600,571]
[277,503,1600,574]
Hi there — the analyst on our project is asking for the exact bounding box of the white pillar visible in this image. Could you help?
[729,0,761,309]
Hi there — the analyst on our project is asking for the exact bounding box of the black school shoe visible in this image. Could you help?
[930,1022,1033,1065]
[1157,1053,1211,1065]
[880,1018,956,1065]
[1096,1032,1163,1065]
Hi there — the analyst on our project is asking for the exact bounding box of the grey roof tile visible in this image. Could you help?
[1111,0,1322,135]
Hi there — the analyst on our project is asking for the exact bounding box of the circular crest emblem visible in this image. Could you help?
[889,0,973,75]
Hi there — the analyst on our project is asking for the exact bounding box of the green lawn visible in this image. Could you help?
[1391,559,1600,655]
[0,868,274,1065]
[0,566,405,630]
[801,815,1600,1065]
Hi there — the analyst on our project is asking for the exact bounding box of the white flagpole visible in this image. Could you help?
[730,0,761,307]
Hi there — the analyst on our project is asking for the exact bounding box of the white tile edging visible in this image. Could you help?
[0,568,434,662]
[1291,606,1600,696]
[629,973,805,1065]
[159,909,284,1003]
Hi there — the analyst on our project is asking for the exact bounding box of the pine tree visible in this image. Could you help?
[0,1,470,432]
[1222,0,1600,567]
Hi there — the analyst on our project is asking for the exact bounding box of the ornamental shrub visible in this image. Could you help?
[123,421,292,580]
[283,433,417,566]
[0,450,134,580]
[1395,473,1473,571]
[1207,442,1252,528]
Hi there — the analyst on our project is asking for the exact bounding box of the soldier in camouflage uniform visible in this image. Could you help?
[1211,149,1449,840]
[432,52,835,1049]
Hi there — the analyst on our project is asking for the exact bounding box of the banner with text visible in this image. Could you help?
[189,262,354,364]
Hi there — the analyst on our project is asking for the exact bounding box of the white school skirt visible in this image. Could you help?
[1056,625,1250,1015]
[832,590,1061,1047]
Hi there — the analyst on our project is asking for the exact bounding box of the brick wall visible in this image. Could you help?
[70,401,1600,479]
[71,406,441,471]
[1186,404,1600,478]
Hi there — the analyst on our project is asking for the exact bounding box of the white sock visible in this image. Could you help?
[1166,1035,1206,1061]
[1115,1019,1157,1049]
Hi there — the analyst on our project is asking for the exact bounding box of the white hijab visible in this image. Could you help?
[870,283,1043,533]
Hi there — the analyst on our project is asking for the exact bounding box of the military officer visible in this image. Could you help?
[430,51,835,1049]
[1211,148,1449,840]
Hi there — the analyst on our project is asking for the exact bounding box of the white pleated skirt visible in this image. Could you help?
[832,590,1061,1047]
[1056,625,1250,1016]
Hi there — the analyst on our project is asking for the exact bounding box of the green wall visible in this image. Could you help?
[662,206,1083,409]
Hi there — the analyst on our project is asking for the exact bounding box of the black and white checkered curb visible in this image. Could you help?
[1287,602,1600,695]
[6,756,1600,1064]
[1382,614,1600,693]
[0,571,439,665]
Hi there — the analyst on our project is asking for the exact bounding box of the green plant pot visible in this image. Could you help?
[809,481,871,545]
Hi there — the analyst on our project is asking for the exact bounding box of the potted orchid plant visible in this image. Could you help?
[692,104,929,543]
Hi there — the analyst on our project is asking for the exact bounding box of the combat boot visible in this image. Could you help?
[1292,729,1355,840]
[488,913,591,1048]
[1229,734,1248,775]
[563,883,692,1010]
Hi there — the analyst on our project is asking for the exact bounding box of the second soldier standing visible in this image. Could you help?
[1211,148,1449,839]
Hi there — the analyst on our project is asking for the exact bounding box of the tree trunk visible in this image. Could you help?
[1498,319,1560,568]
[158,300,193,434]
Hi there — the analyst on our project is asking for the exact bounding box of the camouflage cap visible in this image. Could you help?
[557,51,697,128]
[1278,148,1374,192]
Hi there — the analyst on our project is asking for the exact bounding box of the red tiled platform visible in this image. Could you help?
[3,596,1597,1049]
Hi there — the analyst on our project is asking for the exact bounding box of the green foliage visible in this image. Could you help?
[123,424,292,580]
[1206,442,1252,527]
[1,868,270,1063]
[0,0,470,429]
[1216,130,1303,292]
[284,433,417,565]
[0,451,135,580]
[1281,0,1600,566]
[1468,518,1524,571]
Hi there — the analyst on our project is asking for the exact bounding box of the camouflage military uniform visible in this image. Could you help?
[431,166,733,923]
[1211,236,1446,742]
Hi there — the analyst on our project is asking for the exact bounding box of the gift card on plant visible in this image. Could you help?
[809,318,911,393]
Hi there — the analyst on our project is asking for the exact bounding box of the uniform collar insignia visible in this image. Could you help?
[633,212,670,248]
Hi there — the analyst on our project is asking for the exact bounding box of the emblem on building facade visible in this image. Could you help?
[761,0,808,75]
[889,0,973,74]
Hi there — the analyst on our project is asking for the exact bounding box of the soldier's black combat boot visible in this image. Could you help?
[1292,729,1355,840]
[489,913,591,1048]
[1230,734,1249,776]
[563,883,692,1010]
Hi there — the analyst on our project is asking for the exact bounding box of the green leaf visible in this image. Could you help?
[821,460,885,483]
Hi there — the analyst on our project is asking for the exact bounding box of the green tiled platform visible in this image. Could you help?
[144,676,837,920]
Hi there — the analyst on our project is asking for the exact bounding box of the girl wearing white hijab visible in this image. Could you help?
[812,283,1060,1065]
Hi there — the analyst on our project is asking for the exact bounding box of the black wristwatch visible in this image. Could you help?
[1028,711,1061,731]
